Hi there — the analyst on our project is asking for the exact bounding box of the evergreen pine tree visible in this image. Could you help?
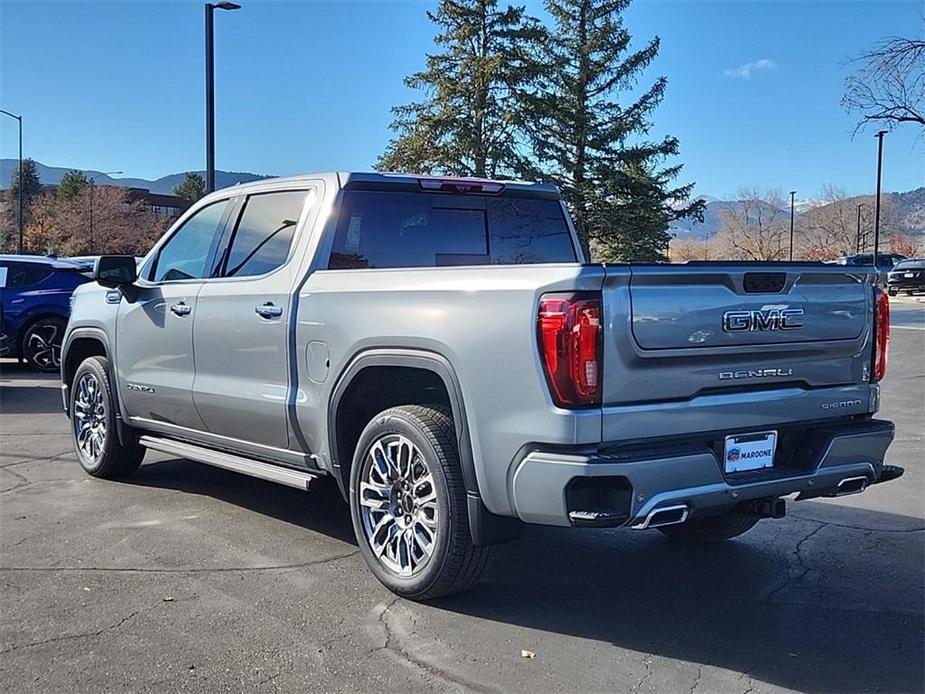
[377,0,542,178]
[3,158,44,249]
[522,0,702,260]
[57,170,89,200]
[174,172,206,202]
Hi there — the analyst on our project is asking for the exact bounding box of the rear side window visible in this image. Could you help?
[328,191,576,269]
[222,191,308,277]
[1,263,53,287]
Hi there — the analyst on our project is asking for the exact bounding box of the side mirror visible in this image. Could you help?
[95,255,138,289]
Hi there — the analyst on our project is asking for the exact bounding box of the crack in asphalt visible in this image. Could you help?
[762,522,827,601]
[0,604,152,655]
[788,515,924,533]
[0,549,359,575]
[631,654,655,692]
[371,597,500,694]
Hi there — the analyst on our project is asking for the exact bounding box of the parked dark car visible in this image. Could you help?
[835,253,907,269]
[887,258,925,296]
[0,255,93,371]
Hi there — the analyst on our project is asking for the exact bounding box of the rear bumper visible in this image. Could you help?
[510,419,896,527]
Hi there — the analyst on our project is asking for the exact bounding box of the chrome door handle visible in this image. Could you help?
[255,303,283,319]
[170,302,192,316]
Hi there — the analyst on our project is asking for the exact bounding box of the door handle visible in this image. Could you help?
[170,302,192,316]
[255,302,283,319]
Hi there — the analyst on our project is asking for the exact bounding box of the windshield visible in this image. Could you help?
[893,259,925,270]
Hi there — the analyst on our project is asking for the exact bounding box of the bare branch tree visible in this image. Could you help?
[843,34,925,133]
[715,188,788,261]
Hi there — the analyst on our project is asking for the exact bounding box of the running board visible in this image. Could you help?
[139,436,320,491]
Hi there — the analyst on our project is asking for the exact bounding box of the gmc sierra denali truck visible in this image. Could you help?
[61,172,903,599]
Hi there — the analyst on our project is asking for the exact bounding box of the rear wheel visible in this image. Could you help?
[22,317,66,372]
[658,509,759,544]
[349,405,490,600]
[71,356,145,479]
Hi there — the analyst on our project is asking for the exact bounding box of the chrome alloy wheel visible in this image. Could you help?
[25,322,62,370]
[359,434,439,576]
[73,373,106,462]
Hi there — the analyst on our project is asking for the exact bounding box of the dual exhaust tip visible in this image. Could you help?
[633,496,789,529]
[631,476,871,529]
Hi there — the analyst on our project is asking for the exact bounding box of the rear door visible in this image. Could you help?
[599,264,875,438]
[116,198,232,428]
[192,187,317,450]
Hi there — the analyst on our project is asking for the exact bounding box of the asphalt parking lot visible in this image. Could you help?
[1,302,922,693]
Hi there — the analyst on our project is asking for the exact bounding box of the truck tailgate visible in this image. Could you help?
[600,264,877,438]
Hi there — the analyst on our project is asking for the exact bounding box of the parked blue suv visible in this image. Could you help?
[0,255,93,371]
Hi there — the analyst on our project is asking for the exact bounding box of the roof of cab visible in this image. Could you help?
[211,171,561,199]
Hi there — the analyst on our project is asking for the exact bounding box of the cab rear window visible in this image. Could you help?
[328,191,576,269]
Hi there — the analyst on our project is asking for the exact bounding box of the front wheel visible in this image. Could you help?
[22,317,66,372]
[70,356,145,478]
[349,405,491,600]
[658,509,759,544]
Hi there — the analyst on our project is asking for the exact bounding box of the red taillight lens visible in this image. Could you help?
[538,293,602,407]
[872,287,890,382]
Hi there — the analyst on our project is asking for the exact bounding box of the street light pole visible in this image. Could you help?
[205,2,241,194]
[789,190,796,261]
[0,109,23,254]
[87,171,123,254]
[873,130,887,267]
[856,203,864,253]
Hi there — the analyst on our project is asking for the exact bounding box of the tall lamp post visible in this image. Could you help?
[205,1,241,194]
[789,190,796,261]
[856,203,864,253]
[873,130,887,267]
[0,109,23,254]
[88,171,123,254]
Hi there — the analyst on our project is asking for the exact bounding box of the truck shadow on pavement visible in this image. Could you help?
[129,458,358,545]
[440,508,924,693]
[130,456,923,693]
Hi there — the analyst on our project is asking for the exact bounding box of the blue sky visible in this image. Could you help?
[0,0,922,199]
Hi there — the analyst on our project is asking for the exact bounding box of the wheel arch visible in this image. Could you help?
[327,348,522,547]
[61,328,134,448]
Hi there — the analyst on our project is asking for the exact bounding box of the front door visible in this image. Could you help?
[116,198,231,429]
[192,188,313,450]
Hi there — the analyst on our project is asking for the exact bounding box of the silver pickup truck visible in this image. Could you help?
[61,172,902,599]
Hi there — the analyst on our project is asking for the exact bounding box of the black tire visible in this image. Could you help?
[70,356,145,479]
[21,316,66,372]
[349,405,490,600]
[888,289,897,296]
[905,290,914,296]
[658,509,759,544]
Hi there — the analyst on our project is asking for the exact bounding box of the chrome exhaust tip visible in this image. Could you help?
[632,504,689,529]
[835,476,869,497]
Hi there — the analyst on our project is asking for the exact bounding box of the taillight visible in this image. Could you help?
[872,287,890,382]
[537,293,602,407]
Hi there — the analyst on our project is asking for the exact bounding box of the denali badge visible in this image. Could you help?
[723,307,804,333]
[719,368,793,380]
[126,383,156,394]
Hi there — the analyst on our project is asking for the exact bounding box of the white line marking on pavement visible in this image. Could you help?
[891,325,925,331]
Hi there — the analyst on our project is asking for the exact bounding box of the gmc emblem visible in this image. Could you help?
[723,308,804,333]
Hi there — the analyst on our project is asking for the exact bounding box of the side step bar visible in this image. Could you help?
[139,436,320,491]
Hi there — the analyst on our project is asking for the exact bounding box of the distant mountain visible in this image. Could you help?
[670,188,924,239]
[0,159,273,195]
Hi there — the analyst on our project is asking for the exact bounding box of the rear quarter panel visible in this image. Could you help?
[294,264,605,516]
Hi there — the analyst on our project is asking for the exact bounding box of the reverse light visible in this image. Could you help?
[537,293,602,407]
[872,287,890,382]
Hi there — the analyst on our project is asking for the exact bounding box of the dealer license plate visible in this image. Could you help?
[724,431,777,473]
